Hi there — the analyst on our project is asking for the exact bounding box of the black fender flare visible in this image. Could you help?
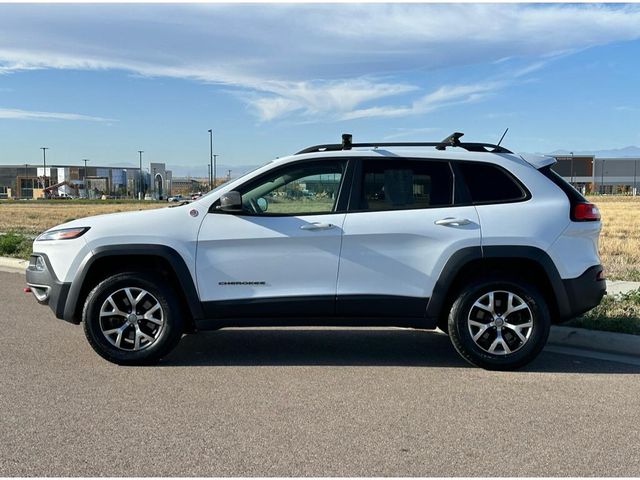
[63,244,204,323]
[425,245,570,321]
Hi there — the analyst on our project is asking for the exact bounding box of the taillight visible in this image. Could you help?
[572,202,600,222]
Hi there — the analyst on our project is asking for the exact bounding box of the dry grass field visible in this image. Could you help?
[588,195,640,281]
[0,200,165,235]
[1,196,639,281]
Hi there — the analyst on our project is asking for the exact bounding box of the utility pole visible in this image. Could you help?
[213,154,219,187]
[138,150,144,199]
[40,147,49,190]
[82,159,90,198]
[570,152,574,185]
[208,129,213,189]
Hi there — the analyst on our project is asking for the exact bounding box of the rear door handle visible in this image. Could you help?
[434,217,471,226]
[300,222,335,231]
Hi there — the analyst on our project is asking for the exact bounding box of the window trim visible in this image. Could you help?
[346,157,457,213]
[209,157,353,217]
[452,160,531,206]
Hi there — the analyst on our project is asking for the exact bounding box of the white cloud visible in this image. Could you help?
[342,81,501,120]
[0,4,638,121]
[247,78,417,121]
[0,107,113,122]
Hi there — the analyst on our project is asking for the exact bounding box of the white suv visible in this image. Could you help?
[25,133,606,369]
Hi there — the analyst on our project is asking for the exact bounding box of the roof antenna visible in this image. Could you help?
[342,133,353,150]
[496,128,509,148]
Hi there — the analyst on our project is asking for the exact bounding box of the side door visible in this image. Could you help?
[196,158,350,318]
[336,157,481,318]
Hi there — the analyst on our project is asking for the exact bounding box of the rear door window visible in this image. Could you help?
[357,159,453,211]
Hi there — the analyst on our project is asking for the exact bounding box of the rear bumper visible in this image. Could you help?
[25,254,71,321]
[560,264,606,320]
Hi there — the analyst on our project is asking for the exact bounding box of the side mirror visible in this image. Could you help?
[257,197,269,212]
[219,191,243,212]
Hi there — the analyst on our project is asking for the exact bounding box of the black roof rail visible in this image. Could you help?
[295,132,513,155]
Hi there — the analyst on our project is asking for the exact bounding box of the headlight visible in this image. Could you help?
[36,227,90,241]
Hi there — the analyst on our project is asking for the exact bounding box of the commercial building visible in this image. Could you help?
[0,163,172,199]
[552,155,640,194]
[171,177,207,196]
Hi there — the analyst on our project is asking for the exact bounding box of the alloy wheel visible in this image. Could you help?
[99,287,165,351]
[467,290,534,355]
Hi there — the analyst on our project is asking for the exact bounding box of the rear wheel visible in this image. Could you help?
[447,277,550,370]
[82,272,183,365]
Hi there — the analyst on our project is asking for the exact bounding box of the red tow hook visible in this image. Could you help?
[23,287,32,293]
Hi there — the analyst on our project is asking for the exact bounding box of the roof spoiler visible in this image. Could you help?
[519,153,556,169]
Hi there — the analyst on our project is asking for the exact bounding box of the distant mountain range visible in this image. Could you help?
[544,146,640,158]
[167,163,261,179]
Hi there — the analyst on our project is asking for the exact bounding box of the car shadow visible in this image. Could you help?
[161,327,640,374]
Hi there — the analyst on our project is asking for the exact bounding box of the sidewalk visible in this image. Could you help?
[606,280,640,295]
[0,256,28,273]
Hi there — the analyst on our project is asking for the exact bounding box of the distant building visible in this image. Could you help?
[171,177,207,196]
[149,163,173,200]
[552,155,640,194]
[0,163,172,199]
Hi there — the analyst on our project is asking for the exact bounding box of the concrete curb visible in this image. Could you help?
[549,325,640,358]
[607,280,640,295]
[0,256,28,273]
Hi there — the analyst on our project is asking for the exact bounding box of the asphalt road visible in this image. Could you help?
[1,270,640,476]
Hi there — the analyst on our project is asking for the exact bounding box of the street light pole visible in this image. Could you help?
[40,147,49,190]
[82,159,89,198]
[138,150,144,200]
[570,151,574,185]
[208,129,213,189]
[601,159,605,194]
[213,154,218,187]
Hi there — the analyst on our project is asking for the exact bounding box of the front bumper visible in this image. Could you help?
[561,264,606,320]
[25,254,71,320]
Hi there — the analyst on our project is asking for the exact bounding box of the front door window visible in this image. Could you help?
[237,160,346,215]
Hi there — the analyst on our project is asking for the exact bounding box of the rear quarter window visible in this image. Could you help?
[457,162,528,204]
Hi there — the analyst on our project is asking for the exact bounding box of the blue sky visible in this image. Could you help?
[1,3,640,177]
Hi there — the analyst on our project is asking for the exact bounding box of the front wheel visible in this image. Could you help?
[82,272,183,365]
[447,277,550,370]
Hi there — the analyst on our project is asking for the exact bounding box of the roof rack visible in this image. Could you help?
[295,132,513,155]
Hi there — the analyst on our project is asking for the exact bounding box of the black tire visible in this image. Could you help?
[447,276,550,370]
[82,272,183,365]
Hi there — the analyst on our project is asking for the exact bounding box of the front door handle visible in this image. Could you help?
[300,222,335,231]
[434,217,471,226]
